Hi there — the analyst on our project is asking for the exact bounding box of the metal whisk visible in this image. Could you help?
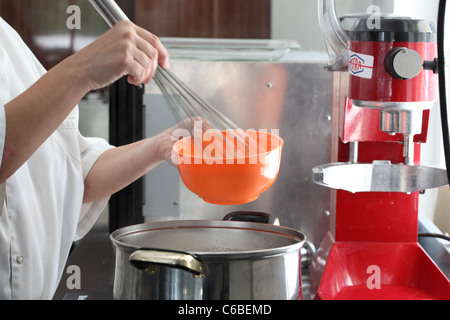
[154,67,257,159]
[90,0,240,131]
[155,67,258,160]
[153,67,239,131]
[90,0,255,156]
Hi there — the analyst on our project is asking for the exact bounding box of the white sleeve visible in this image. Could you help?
[0,105,5,166]
[75,135,115,241]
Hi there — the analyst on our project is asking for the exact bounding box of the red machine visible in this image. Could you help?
[311,0,450,299]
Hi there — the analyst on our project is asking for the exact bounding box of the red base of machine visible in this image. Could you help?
[311,233,450,300]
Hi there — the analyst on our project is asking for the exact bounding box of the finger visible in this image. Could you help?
[180,117,210,134]
[126,59,146,86]
[128,44,156,83]
[190,116,211,132]
[134,37,159,81]
[135,26,170,69]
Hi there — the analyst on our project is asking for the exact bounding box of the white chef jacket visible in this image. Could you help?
[0,18,114,299]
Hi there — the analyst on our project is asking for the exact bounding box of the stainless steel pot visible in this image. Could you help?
[110,213,306,300]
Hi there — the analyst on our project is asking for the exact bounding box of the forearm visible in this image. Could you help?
[83,134,167,203]
[1,57,89,182]
[0,21,169,184]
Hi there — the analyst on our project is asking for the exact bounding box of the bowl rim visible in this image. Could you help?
[172,130,284,162]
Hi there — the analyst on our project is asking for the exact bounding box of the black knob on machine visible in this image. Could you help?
[423,57,439,74]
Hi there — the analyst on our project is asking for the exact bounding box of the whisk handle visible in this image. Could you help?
[89,0,130,27]
[90,0,165,82]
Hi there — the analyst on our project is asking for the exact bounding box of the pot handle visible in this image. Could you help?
[129,248,206,278]
[223,211,280,226]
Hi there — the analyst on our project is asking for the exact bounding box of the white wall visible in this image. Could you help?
[393,0,438,20]
[270,0,324,51]
[271,0,394,51]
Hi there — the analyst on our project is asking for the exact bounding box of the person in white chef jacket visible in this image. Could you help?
[0,17,178,299]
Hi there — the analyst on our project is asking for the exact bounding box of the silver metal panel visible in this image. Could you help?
[143,57,334,246]
[143,95,180,218]
[78,94,109,141]
[418,213,450,279]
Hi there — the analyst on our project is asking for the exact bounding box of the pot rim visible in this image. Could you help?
[110,219,306,260]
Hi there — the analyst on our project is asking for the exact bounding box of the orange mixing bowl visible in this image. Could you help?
[172,130,284,205]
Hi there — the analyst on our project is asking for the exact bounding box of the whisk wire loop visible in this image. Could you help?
[154,67,256,158]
